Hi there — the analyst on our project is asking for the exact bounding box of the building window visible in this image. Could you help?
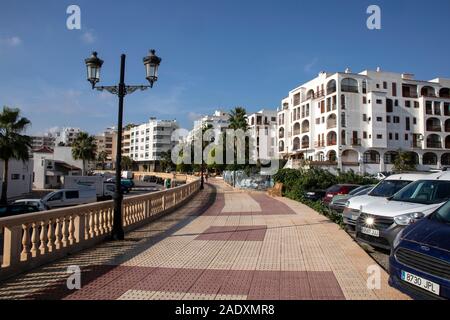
[392,83,397,96]
[376,117,382,122]
[389,133,393,140]
[387,116,391,123]
[362,114,367,121]
[376,134,383,139]
[406,117,410,131]
[405,134,409,141]
[405,100,411,108]
[413,117,417,125]
[340,95,346,109]
[383,81,387,89]
[376,99,383,104]
[11,174,20,180]
[363,132,368,139]
[393,116,400,124]
[414,101,419,108]
[395,133,399,140]
[341,78,359,93]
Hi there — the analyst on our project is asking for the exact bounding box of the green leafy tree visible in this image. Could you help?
[160,150,173,172]
[121,156,133,170]
[228,107,248,131]
[393,150,417,172]
[0,106,32,204]
[71,132,97,175]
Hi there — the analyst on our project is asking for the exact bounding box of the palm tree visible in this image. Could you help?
[228,107,248,131]
[0,106,32,204]
[96,150,108,170]
[71,132,97,175]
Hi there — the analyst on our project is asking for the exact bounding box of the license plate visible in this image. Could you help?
[361,226,379,237]
[401,270,440,295]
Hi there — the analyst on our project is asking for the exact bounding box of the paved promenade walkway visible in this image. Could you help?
[0,179,408,300]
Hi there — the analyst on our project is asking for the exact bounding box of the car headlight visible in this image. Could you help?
[392,228,404,249]
[393,212,425,226]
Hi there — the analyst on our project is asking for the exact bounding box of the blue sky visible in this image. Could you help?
[1,0,450,135]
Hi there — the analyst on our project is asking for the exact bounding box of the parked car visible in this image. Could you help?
[41,188,97,209]
[13,199,48,211]
[303,190,326,201]
[355,172,450,251]
[329,185,374,213]
[322,184,360,206]
[342,173,430,229]
[389,199,450,300]
[105,178,135,193]
[0,204,41,217]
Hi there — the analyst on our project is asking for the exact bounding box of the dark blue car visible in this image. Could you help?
[389,200,450,300]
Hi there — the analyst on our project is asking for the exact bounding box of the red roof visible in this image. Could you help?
[33,146,54,153]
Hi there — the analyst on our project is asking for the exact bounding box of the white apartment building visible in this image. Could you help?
[53,127,82,146]
[129,118,179,171]
[247,109,278,161]
[278,68,450,174]
[187,110,230,142]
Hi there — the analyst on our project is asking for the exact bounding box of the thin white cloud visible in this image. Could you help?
[0,36,22,47]
[304,57,318,73]
[81,31,95,44]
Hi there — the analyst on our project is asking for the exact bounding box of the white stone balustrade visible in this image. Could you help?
[0,179,201,280]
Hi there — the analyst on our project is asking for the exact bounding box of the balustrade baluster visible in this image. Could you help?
[47,220,54,252]
[30,223,39,258]
[20,224,31,261]
[39,220,47,255]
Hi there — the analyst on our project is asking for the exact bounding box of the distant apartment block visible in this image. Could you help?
[129,118,179,171]
[278,68,450,174]
[247,109,277,161]
[95,127,118,169]
[30,134,55,150]
[54,127,82,146]
[187,110,230,142]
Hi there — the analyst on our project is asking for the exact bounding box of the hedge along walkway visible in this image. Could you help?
[0,178,408,300]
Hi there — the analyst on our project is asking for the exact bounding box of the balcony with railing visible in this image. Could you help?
[314,141,325,148]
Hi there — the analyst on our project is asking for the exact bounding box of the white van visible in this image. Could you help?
[42,188,97,209]
[355,171,450,250]
[342,173,431,228]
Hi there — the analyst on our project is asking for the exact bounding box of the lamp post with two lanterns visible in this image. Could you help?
[84,50,162,240]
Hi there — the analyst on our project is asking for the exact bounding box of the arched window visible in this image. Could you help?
[327,150,337,162]
[440,88,450,98]
[426,134,442,148]
[301,135,310,149]
[442,153,450,166]
[326,114,337,129]
[421,86,436,97]
[278,140,284,152]
[326,131,337,146]
[293,122,300,136]
[326,79,336,95]
[307,89,315,100]
[446,136,450,149]
[423,152,437,165]
[363,150,380,164]
[341,78,359,93]
[301,120,310,133]
[293,137,300,150]
[279,127,285,139]
[383,151,398,164]
[445,119,450,133]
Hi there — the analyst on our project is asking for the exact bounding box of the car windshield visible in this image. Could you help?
[348,185,369,196]
[326,185,341,193]
[391,180,450,205]
[42,192,56,202]
[353,186,373,196]
[433,200,450,224]
[368,180,412,197]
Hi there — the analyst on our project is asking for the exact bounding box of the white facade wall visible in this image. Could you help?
[247,109,278,161]
[0,159,33,200]
[129,119,178,163]
[279,69,450,174]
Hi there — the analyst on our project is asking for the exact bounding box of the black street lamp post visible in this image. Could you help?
[85,50,162,240]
